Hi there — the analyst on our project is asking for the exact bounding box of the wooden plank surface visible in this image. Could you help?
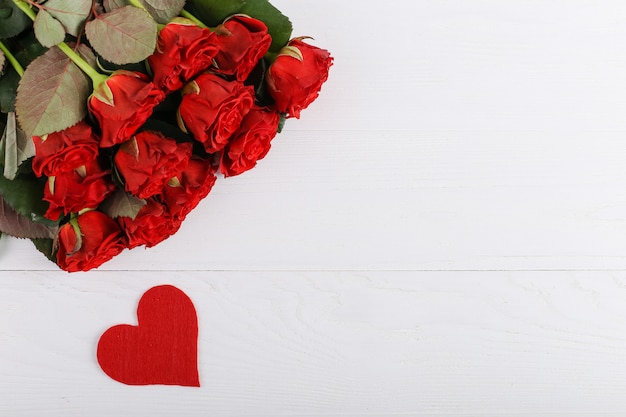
[4,1,626,416]
[4,271,626,416]
[5,129,626,271]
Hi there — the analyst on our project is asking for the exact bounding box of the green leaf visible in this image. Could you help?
[0,173,55,226]
[186,0,292,52]
[33,9,66,48]
[239,0,292,52]
[100,188,146,220]
[0,49,5,76]
[46,0,91,37]
[247,57,272,104]
[77,43,97,68]
[0,194,57,239]
[15,46,90,137]
[0,67,19,112]
[11,31,47,67]
[31,237,56,262]
[85,6,157,65]
[0,0,31,40]
[184,0,245,26]
[103,0,128,12]
[277,113,286,133]
[141,0,185,24]
[0,33,46,113]
[143,0,184,10]
[0,112,34,180]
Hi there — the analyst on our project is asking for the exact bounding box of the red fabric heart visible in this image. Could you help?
[97,285,200,387]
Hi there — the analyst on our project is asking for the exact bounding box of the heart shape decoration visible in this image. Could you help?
[97,285,200,387]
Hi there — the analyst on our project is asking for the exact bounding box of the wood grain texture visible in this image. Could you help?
[5,129,626,271]
[4,271,626,416]
[4,1,626,416]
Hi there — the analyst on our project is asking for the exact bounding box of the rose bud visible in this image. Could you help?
[32,121,100,177]
[213,15,272,82]
[114,130,192,199]
[220,106,280,177]
[43,159,116,221]
[148,18,219,93]
[161,157,217,222]
[266,38,333,118]
[118,198,181,249]
[56,210,127,272]
[177,72,255,153]
[88,70,165,148]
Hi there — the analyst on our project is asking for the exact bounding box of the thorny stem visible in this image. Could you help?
[11,0,108,88]
[179,9,208,28]
[0,41,24,76]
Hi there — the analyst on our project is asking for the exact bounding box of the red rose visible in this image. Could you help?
[213,15,272,82]
[118,198,181,249]
[148,19,219,93]
[88,70,165,148]
[220,106,280,177]
[32,121,100,177]
[43,159,116,220]
[178,73,255,153]
[56,210,127,272]
[114,131,192,199]
[161,157,217,221]
[267,38,333,118]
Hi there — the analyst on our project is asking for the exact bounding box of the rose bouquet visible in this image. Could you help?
[0,0,332,271]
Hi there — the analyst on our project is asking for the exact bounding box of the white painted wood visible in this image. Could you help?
[7,128,626,271]
[4,271,626,416]
[4,1,626,416]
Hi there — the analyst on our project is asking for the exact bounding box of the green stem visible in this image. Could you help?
[127,0,149,12]
[179,9,207,28]
[67,213,84,254]
[11,0,108,87]
[0,41,24,76]
[57,43,108,88]
[11,0,36,20]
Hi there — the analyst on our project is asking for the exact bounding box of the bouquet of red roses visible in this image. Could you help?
[0,0,332,272]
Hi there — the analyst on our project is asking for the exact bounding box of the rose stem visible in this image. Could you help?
[11,0,108,88]
[11,0,36,20]
[57,43,109,87]
[179,9,208,28]
[127,0,149,12]
[0,41,24,76]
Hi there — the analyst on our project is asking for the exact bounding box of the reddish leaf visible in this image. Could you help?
[85,6,157,65]
[100,188,146,220]
[15,46,89,136]
[0,195,58,239]
[0,50,5,76]
[46,0,91,37]
[103,0,128,12]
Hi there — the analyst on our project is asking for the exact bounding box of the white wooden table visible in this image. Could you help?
[4,1,626,415]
